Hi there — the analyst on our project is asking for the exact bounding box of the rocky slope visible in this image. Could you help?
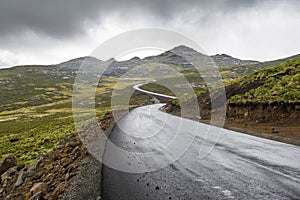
[0,134,86,200]
[0,112,114,200]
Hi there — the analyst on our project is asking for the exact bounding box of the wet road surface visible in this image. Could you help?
[102,104,300,200]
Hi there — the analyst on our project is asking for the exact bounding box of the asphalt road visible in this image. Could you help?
[102,104,300,200]
[133,84,177,99]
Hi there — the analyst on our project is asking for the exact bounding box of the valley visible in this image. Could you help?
[0,45,299,199]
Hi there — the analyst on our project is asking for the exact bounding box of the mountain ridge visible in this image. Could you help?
[3,45,300,77]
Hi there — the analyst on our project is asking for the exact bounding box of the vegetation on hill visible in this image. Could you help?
[0,63,149,165]
[146,58,300,104]
[140,83,175,96]
[228,58,300,103]
[1,46,299,165]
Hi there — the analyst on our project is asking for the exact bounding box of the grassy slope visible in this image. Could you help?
[0,64,149,165]
[139,59,300,108]
[1,54,299,164]
[228,58,300,103]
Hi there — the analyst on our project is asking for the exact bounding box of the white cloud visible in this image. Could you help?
[0,49,19,68]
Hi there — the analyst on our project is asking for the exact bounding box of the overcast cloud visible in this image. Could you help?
[0,0,299,67]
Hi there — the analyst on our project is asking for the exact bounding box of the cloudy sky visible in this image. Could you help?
[0,0,299,68]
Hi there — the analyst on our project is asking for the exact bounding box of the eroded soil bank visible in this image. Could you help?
[163,101,300,146]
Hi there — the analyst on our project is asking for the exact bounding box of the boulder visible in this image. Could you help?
[1,170,11,184]
[14,171,28,188]
[0,156,17,176]
[30,182,49,196]
[29,191,44,200]
[27,157,43,172]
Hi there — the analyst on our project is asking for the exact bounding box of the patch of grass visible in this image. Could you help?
[140,83,175,96]
[0,113,75,165]
[228,58,300,103]
[0,64,151,165]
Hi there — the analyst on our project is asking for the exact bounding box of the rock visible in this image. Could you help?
[72,146,80,154]
[27,157,44,172]
[17,163,25,171]
[65,148,73,154]
[43,173,54,181]
[14,171,28,188]
[29,191,44,200]
[7,166,17,175]
[65,142,70,148]
[0,156,17,175]
[44,163,53,170]
[59,153,68,158]
[61,158,71,168]
[24,192,32,200]
[30,182,49,196]
[74,151,81,159]
[271,127,279,133]
[65,172,70,181]
[52,182,65,200]
[9,137,20,143]
[69,141,77,148]
[35,157,44,169]
[1,171,11,184]
[1,166,17,183]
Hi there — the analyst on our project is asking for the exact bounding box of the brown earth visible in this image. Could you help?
[223,116,300,146]
[163,102,300,146]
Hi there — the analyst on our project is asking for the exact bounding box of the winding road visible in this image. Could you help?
[101,86,300,200]
[133,83,177,99]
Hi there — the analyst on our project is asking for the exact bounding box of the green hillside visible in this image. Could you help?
[228,58,300,103]
[1,48,299,165]
[0,62,148,165]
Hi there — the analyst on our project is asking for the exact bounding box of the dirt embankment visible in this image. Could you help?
[164,101,300,146]
[225,102,300,145]
[227,102,300,122]
[163,80,300,146]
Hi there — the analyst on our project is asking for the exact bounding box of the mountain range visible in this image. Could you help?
[1,45,299,111]
[56,45,300,78]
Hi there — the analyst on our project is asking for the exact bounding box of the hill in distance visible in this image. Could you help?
[1,45,300,112]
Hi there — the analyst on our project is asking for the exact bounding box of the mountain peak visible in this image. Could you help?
[170,45,197,53]
[130,56,140,61]
[60,56,101,64]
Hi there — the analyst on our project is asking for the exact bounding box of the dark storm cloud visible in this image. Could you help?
[0,0,299,67]
[0,0,104,38]
[0,0,269,39]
